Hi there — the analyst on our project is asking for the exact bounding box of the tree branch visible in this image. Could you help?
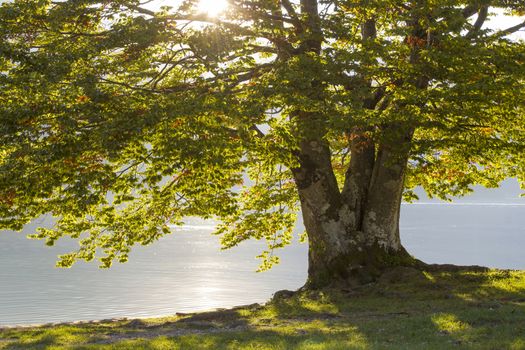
[280,0,304,31]
[491,19,525,38]
[462,4,481,18]
[465,5,489,38]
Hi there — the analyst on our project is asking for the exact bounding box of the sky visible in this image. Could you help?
[151,0,525,40]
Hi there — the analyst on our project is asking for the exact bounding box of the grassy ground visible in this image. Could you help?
[1,266,525,349]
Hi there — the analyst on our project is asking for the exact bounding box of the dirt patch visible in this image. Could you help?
[87,305,260,344]
[90,323,248,344]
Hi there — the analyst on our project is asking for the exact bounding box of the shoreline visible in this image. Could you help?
[1,267,524,349]
[0,303,262,331]
[2,265,522,330]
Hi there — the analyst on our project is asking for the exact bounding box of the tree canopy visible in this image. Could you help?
[1,0,524,279]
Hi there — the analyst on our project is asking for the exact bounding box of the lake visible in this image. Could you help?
[1,200,524,326]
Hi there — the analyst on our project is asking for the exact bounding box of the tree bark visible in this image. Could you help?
[288,0,417,289]
[293,129,415,289]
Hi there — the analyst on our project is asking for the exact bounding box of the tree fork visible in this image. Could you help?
[296,126,418,289]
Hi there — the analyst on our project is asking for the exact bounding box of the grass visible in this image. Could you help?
[1,266,525,349]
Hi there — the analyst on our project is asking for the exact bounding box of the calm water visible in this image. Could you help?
[1,202,524,326]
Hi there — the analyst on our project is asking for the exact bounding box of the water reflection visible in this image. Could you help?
[0,224,307,326]
[1,201,524,326]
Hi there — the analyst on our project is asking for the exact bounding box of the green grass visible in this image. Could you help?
[1,267,525,349]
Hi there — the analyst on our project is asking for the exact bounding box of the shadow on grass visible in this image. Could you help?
[1,266,524,349]
[253,266,525,349]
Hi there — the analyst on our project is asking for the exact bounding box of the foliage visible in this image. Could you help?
[0,0,524,268]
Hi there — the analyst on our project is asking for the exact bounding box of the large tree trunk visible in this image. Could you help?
[293,130,415,289]
[288,0,420,289]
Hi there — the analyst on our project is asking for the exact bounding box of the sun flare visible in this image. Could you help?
[196,0,229,17]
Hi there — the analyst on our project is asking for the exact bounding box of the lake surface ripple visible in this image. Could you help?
[1,203,524,326]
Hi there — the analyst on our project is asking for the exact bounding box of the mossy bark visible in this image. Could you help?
[293,129,417,289]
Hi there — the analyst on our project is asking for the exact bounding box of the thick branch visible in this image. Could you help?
[492,19,525,38]
[341,18,378,219]
[465,5,489,38]
[462,4,481,18]
[300,0,322,53]
[280,0,304,31]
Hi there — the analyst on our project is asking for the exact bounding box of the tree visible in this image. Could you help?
[1,0,524,288]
